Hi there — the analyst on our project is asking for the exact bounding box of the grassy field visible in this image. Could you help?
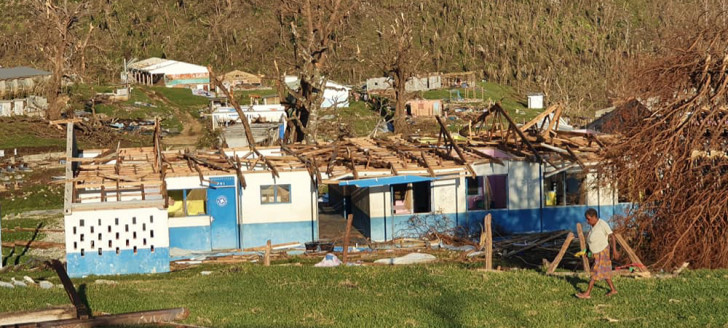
[0,260,726,327]
[0,120,65,149]
[423,82,543,122]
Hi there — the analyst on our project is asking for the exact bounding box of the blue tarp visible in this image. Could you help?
[338,175,436,187]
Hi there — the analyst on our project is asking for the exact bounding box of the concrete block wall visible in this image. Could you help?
[65,207,170,277]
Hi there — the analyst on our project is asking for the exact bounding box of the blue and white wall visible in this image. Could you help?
[466,160,629,234]
[239,170,318,248]
[350,160,631,241]
[166,176,216,252]
[65,207,169,278]
[352,173,466,242]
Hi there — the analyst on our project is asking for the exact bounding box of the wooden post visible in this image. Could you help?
[342,214,354,263]
[484,214,493,270]
[614,233,649,274]
[547,232,575,274]
[576,223,591,274]
[263,240,271,267]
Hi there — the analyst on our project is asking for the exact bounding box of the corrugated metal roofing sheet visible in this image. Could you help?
[0,67,51,80]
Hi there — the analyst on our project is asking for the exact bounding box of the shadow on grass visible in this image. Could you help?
[14,222,43,266]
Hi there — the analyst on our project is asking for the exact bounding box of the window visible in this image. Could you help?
[544,172,585,206]
[168,189,208,217]
[260,184,291,204]
[487,175,508,209]
[392,181,431,214]
[565,174,585,205]
[467,175,508,210]
[466,177,486,210]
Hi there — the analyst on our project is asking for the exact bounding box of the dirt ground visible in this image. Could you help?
[317,205,368,245]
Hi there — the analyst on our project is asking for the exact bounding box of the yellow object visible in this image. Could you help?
[545,191,557,206]
[186,189,207,215]
[574,250,586,257]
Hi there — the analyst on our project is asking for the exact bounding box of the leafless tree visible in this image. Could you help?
[31,0,94,120]
[275,0,356,143]
[372,13,427,134]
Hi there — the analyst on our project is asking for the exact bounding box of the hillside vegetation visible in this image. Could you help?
[1,0,722,117]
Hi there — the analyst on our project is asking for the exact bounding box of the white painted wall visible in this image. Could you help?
[585,173,617,207]
[508,161,542,210]
[431,177,464,214]
[368,185,391,218]
[240,170,316,224]
[65,207,169,255]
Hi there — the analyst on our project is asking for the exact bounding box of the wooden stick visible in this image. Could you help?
[484,214,493,270]
[342,214,354,263]
[614,233,649,274]
[503,230,569,257]
[264,240,271,267]
[547,232,575,274]
[576,223,591,274]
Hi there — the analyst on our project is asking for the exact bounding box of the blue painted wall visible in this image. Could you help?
[67,248,170,278]
[357,204,634,241]
[465,204,634,235]
[240,220,318,248]
[169,226,211,252]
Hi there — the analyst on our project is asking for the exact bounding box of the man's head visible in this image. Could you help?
[584,208,599,226]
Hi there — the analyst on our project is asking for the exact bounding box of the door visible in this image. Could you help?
[208,177,239,250]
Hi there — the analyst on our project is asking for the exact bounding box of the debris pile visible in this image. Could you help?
[602,27,728,269]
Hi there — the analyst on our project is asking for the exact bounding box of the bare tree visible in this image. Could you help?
[275,0,356,143]
[372,13,427,134]
[32,0,93,120]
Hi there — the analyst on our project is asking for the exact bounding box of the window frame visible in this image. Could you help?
[168,188,208,217]
[260,184,292,204]
[390,181,432,215]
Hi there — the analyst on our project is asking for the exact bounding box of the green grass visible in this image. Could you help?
[334,101,380,136]
[1,216,54,266]
[0,121,64,149]
[423,82,543,123]
[90,85,212,131]
[0,263,726,327]
[233,89,278,105]
[0,184,63,215]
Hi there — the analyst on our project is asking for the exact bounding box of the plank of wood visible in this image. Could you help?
[576,223,591,274]
[342,214,354,264]
[519,105,558,132]
[263,240,271,267]
[614,233,650,274]
[503,230,570,257]
[47,259,91,319]
[34,308,189,328]
[547,232,575,274]
[0,306,76,326]
[2,241,65,249]
[242,242,301,252]
[484,214,493,270]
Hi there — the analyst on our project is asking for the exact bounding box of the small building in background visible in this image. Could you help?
[441,71,477,88]
[0,96,48,117]
[527,93,545,109]
[284,76,350,108]
[406,99,444,117]
[126,58,209,90]
[0,66,51,99]
[366,74,442,93]
[250,94,281,106]
[219,70,263,91]
[210,104,287,148]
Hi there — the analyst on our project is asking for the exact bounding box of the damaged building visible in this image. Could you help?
[60,103,628,277]
[125,58,210,90]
